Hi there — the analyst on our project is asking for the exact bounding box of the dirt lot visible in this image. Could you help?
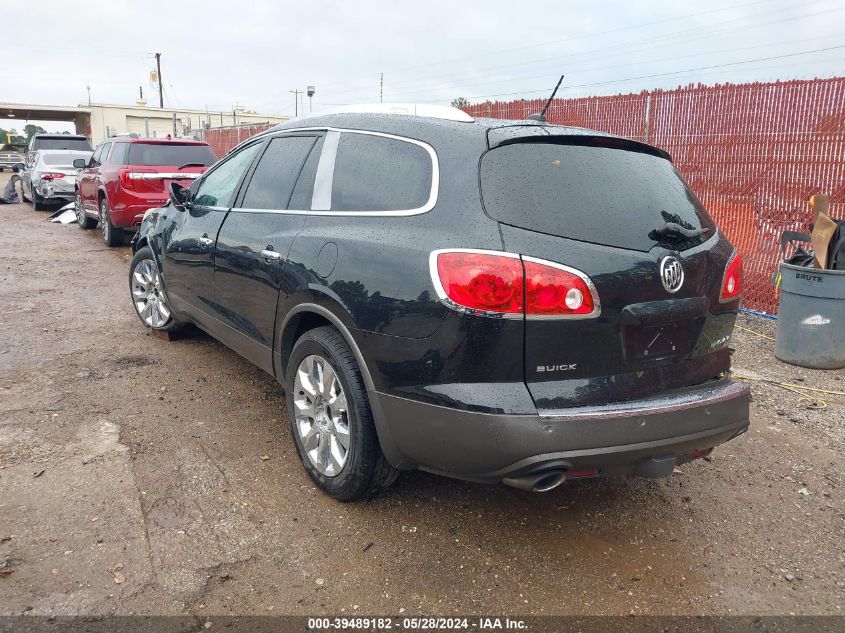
[1,171,843,617]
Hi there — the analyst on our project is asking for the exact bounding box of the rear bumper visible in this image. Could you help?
[374,379,750,483]
[110,198,169,228]
[38,181,75,200]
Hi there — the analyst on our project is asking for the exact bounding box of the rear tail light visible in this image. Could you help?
[430,249,600,318]
[523,256,597,317]
[434,251,523,316]
[719,252,743,303]
[119,167,134,189]
[41,172,65,180]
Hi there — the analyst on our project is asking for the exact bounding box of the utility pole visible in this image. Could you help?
[380,73,383,103]
[155,52,163,108]
[289,89,301,117]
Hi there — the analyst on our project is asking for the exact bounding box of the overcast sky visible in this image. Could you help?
[4,0,843,132]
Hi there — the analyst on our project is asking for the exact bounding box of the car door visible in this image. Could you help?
[159,140,263,322]
[79,144,104,212]
[22,150,39,198]
[212,133,323,372]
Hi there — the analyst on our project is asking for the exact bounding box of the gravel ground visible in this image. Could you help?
[0,171,843,617]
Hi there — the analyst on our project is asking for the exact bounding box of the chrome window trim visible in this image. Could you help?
[312,130,339,211]
[428,248,523,320]
[230,126,439,217]
[521,255,602,320]
[428,249,602,320]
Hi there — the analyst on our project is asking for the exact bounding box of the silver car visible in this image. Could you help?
[22,150,92,210]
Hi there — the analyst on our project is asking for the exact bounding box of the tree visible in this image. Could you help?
[24,124,47,142]
[451,97,470,109]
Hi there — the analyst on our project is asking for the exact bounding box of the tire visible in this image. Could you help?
[128,246,181,332]
[75,191,96,229]
[286,326,399,501]
[100,197,124,247]
[32,187,46,211]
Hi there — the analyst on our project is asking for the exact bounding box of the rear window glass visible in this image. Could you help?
[331,133,432,212]
[34,137,92,152]
[480,142,716,252]
[127,143,216,167]
[42,153,85,165]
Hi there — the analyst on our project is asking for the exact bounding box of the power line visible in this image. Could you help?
[317,0,783,97]
[372,35,842,100]
[321,3,841,102]
[408,44,845,104]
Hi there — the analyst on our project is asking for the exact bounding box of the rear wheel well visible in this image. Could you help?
[280,311,334,376]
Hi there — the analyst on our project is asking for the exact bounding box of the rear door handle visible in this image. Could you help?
[261,249,282,262]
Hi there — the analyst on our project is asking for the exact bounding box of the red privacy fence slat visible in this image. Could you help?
[204,124,273,159]
[466,78,845,314]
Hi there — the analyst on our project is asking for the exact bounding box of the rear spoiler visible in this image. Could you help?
[486,125,671,161]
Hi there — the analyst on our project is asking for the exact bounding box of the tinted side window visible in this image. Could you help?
[110,142,129,165]
[98,143,112,165]
[331,133,432,212]
[193,142,261,208]
[89,145,104,167]
[240,136,317,210]
[289,136,324,210]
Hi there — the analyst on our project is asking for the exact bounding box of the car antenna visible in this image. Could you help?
[527,75,564,123]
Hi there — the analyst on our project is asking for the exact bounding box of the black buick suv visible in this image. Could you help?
[130,105,750,500]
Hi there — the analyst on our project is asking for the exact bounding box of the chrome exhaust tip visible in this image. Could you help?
[502,469,567,493]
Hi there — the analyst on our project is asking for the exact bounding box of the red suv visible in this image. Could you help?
[74,137,217,246]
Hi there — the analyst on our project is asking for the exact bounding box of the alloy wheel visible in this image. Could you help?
[131,258,171,328]
[100,200,110,243]
[293,354,350,477]
[75,193,85,225]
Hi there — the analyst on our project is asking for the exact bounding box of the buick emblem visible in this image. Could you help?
[660,256,684,293]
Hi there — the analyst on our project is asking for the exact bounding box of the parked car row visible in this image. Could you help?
[124,104,750,501]
[19,133,217,245]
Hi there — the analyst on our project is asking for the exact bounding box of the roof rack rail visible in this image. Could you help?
[320,103,474,123]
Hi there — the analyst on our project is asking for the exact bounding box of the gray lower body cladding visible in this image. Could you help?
[374,379,750,483]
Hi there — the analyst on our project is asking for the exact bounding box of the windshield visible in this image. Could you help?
[126,143,216,166]
[34,137,93,152]
[480,141,716,252]
[0,144,23,153]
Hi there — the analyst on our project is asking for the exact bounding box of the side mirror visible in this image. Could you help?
[12,163,24,173]
[169,182,191,211]
[72,159,87,169]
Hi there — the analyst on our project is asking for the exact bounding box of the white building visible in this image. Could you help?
[1,101,289,145]
[84,102,289,144]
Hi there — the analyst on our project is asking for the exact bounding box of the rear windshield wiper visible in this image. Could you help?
[649,222,710,241]
[178,162,206,169]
